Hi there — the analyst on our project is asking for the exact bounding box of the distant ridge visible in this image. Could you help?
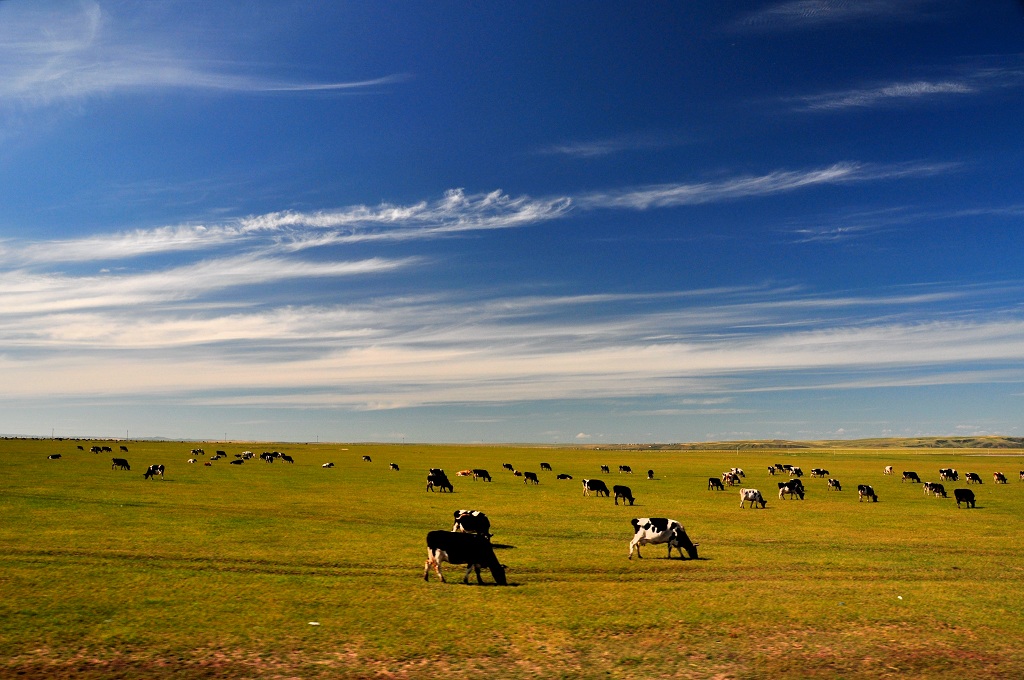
[593,436,1024,451]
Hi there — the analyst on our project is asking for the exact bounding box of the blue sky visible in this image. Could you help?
[2,1,1023,443]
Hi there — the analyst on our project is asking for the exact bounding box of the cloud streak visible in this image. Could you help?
[0,1,404,107]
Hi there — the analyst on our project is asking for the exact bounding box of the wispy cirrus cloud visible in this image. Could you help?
[536,131,691,159]
[732,0,942,32]
[577,161,954,210]
[0,1,405,108]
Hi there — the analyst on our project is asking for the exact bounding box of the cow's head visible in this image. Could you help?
[489,561,508,585]
[674,528,699,560]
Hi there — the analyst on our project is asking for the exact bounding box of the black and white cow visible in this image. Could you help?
[362,455,372,462]
[452,510,492,539]
[279,454,294,464]
[427,469,453,493]
[708,477,725,491]
[993,472,1008,484]
[857,484,878,502]
[939,468,959,482]
[502,463,514,472]
[540,462,552,471]
[884,465,893,475]
[647,469,654,480]
[778,479,804,500]
[143,464,165,480]
[923,482,947,498]
[628,517,698,560]
[111,458,130,470]
[390,463,400,471]
[47,453,61,459]
[954,488,976,508]
[424,531,507,585]
[810,468,828,478]
[730,467,745,478]
[767,466,776,476]
[472,468,490,481]
[619,465,633,474]
[582,479,610,497]
[613,485,634,505]
[230,459,244,465]
[322,462,334,468]
[789,466,804,478]
[827,478,842,491]
[119,446,129,452]
[600,465,610,473]
[523,471,539,484]
[557,473,573,480]
[965,472,983,484]
[722,471,741,486]
[740,488,767,508]
[902,471,921,483]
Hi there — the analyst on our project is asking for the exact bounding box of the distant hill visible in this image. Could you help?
[593,436,1024,451]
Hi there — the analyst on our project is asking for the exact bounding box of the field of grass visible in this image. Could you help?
[2,438,1024,679]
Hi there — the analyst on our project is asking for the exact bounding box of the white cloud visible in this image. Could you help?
[796,80,974,111]
[0,1,405,108]
[733,0,940,32]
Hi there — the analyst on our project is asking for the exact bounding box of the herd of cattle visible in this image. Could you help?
[46,444,1020,586]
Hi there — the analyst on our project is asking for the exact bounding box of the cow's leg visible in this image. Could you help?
[629,537,642,559]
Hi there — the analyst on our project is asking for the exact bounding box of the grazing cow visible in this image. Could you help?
[90,446,101,453]
[767,466,776,476]
[512,470,523,477]
[582,479,610,497]
[472,469,491,482]
[101,446,112,453]
[774,463,787,471]
[424,531,507,585]
[188,458,197,464]
[119,446,129,452]
[77,445,84,451]
[229,459,244,465]
[647,469,654,480]
[452,510,492,539]
[47,454,61,460]
[708,477,725,491]
[628,517,698,560]
[427,469,454,493]
[362,455,372,462]
[215,450,226,455]
[722,471,741,486]
[556,473,573,480]
[789,466,804,478]
[884,466,893,475]
[111,458,130,471]
[993,472,1008,484]
[143,464,165,480]
[827,478,842,491]
[778,480,804,500]
[902,471,921,483]
[540,462,552,471]
[502,463,514,471]
[730,467,745,478]
[613,485,635,505]
[322,462,334,468]
[740,488,767,509]
[260,452,275,463]
[390,463,400,471]
[965,472,983,484]
[810,468,829,478]
[191,448,204,455]
[523,471,539,484]
[857,484,878,502]
[925,482,948,498]
[939,468,959,482]
[456,469,474,477]
[279,454,294,464]
[600,465,610,473]
[619,465,633,474]
[204,462,212,467]
[954,488,976,508]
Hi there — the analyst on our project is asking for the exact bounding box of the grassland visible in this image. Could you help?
[2,438,1024,679]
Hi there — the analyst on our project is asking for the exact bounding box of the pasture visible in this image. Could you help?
[2,439,1024,679]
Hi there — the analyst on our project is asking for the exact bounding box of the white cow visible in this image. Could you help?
[884,465,893,475]
[628,517,698,560]
[740,488,767,509]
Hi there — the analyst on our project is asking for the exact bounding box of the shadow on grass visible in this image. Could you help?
[491,543,515,550]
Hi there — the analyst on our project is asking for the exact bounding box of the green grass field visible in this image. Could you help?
[2,439,1024,679]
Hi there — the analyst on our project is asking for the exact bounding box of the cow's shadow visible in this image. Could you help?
[490,543,515,550]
